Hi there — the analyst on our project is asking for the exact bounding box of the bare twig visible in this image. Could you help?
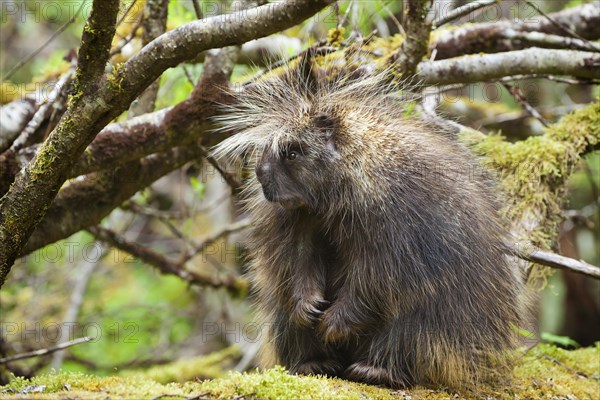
[495,74,598,85]
[121,201,191,244]
[502,83,550,127]
[338,0,354,28]
[182,66,196,87]
[501,30,600,53]
[192,0,204,19]
[516,246,600,280]
[176,218,252,267]
[116,0,140,28]
[541,353,588,379]
[200,146,242,192]
[525,1,590,44]
[89,225,247,294]
[0,337,92,364]
[110,16,144,57]
[432,0,498,29]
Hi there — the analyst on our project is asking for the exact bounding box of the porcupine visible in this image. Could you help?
[213,58,525,389]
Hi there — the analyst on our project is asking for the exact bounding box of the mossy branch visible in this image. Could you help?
[75,0,120,94]
[0,0,120,288]
[393,0,432,77]
[0,0,335,288]
[462,102,600,286]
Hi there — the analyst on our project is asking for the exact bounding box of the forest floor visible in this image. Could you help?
[1,343,598,399]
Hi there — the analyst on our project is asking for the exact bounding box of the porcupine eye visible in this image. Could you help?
[282,143,303,162]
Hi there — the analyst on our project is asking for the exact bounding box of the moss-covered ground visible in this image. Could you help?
[1,343,598,400]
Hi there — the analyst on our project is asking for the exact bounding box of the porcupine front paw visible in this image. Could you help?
[294,358,345,377]
[345,362,411,388]
[289,291,329,328]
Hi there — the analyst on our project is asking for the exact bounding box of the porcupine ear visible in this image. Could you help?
[311,111,338,155]
[312,112,337,141]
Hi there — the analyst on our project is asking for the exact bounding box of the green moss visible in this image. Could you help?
[460,102,600,287]
[108,63,126,94]
[0,371,196,399]
[2,344,598,399]
[197,365,400,400]
[121,346,241,384]
[511,342,600,399]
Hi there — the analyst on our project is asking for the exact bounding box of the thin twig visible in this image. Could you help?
[526,1,598,51]
[502,82,550,127]
[541,354,588,379]
[433,0,498,29]
[199,146,242,192]
[2,2,85,81]
[110,16,145,57]
[176,218,252,267]
[338,0,353,28]
[0,337,92,364]
[121,201,193,248]
[192,0,204,19]
[182,66,196,87]
[116,0,140,27]
[516,245,600,280]
[89,225,248,294]
[495,74,598,85]
[379,2,402,34]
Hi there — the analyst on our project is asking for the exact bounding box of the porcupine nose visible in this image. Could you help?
[255,161,277,202]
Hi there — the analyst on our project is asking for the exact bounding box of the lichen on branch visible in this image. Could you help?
[461,102,600,286]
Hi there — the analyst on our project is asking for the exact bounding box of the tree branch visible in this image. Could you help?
[0,0,334,287]
[0,0,120,288]
[176,218,252,268]
[112,0,335,115]
[0,337,91,364]
[19,54,238,254]
[432,3,600,60]
[432,0,498,29]
[394,0,432,76]
[500,30,600,53]
[75,0,120,93]
[88,225,247,295]
[418,48,600,85]
[21,144,204,256]
[128,0,170,118]
[517,247,600,280]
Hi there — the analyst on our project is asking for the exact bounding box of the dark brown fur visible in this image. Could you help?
[214,60,525,389]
